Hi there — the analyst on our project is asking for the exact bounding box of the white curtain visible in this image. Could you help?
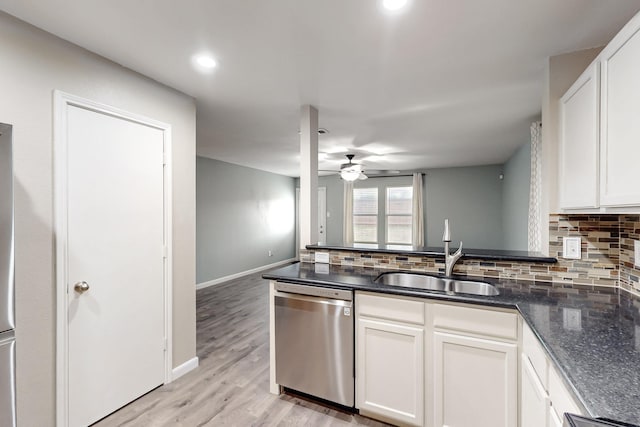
[412,173,424,247]
[528,121,542,252]
[343,181,354,244]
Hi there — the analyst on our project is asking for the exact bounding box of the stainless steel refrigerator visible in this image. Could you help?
[0,122,16,427]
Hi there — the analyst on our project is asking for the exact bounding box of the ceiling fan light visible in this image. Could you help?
[341,169,361,182]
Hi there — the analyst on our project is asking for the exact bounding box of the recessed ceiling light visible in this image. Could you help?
[382,0,408,11]
[192,54,218,71]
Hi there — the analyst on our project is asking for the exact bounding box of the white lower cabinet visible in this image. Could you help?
[548,405,564,427]
[521,323,585,427]
[521,354,549,427]
[356,292,425,426]
[355,293,584,427]
[356,317,424,426]
[432,331,518,427]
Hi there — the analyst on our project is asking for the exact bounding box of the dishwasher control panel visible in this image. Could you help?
[275,282,352,301]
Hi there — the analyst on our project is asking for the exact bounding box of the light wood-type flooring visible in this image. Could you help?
[94,271,391,426]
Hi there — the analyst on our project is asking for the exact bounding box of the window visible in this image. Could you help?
[353,188,378,243]
[386,186,413,244]
[352,185,414,245]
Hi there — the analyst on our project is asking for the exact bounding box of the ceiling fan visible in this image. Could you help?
[328,154,368,181]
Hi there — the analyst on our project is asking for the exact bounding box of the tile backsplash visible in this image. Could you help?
[301,214,640,295]
[620,215,640,293]
[547,214,620,288]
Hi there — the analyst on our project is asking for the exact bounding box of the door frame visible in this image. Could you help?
[53,91,173,427]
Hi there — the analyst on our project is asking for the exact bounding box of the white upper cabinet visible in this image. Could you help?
[600,16,640,207]
[558,12,640,211]
[559,62,600,209]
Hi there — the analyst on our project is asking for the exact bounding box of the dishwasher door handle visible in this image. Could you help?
[274,291,352,309]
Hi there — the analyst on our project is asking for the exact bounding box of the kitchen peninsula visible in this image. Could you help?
[265,258,640,426]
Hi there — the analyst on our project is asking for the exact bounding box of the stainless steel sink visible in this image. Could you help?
[374,273,499,296]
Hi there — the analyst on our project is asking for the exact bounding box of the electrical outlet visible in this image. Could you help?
[635,240,640,267]
[562,237,581,260]
[315,252,330,264]
[268,250,273,257]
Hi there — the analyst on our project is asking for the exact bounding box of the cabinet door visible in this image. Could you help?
[356,318,424,426]
[548,405,564,427]
[432,332,517,427]
[559,62,599,209]
[600,22,640,206]
[521,354,549,427]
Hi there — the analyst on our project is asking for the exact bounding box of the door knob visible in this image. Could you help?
[74,281,90,294]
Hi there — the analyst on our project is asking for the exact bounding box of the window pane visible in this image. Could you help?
[354,188,378,215]
[386,187,413,215]
[354,215,377,242]
[387,215,412,244]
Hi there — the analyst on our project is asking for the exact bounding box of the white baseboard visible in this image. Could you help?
[196,258,297,290]
[172,356,199,381]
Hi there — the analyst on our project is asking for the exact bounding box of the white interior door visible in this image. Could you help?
[317,187,327,244]
[64,103,167,427]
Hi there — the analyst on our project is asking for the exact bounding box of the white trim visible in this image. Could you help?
[268,280,280,395]
[171,357,199,380]
[196,258,297,290]
[54,91,174,427]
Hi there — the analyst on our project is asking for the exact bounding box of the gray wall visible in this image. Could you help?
[197,157,296,284]
[0,11,196,426]
[425,165,504,249]
[502,142,531,250]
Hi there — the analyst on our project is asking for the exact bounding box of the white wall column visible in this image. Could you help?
[299,105,318,249]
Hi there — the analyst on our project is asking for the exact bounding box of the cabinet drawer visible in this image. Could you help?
[522,323,549,390]
[433,303,518,340]
[357,292,425,325]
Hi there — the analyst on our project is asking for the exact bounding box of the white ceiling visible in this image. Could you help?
[2,1,639,176]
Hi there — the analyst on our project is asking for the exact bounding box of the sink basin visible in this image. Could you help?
[374,273,499,296]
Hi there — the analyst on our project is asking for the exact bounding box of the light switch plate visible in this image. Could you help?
[315,252,330,264]
[562,237,581,260]
[635,240,640,267]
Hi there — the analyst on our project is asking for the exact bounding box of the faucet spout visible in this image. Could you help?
[442,219,463,277]
[445,242,463,277]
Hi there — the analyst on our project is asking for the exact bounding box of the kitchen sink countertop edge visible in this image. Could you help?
[263,262,640,425]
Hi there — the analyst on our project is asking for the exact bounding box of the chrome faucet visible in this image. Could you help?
[442,219,463,277]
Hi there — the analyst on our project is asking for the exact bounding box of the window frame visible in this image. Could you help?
[385,186,413,245]
[352,187,379,244]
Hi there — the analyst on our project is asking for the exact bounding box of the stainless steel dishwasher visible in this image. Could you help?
[274,282,354,407]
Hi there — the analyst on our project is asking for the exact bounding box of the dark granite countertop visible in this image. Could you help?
[263,262,640,425]
[307,243,557,263]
